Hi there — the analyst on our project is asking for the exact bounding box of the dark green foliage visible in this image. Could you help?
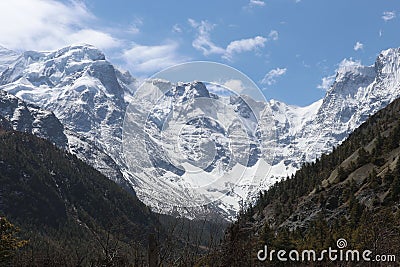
[391,158,400,201]
[0,216,28,265]
[390,172,400,202]
[0,130,157,265]
[0,129,228,266]
[209,97,400,266]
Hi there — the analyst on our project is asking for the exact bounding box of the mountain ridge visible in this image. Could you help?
[208,93,400,266]
[0,121,160,265]
[1,44,400,220]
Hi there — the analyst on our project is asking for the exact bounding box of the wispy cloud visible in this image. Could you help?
[172,24,182,33]
[122,41,188,74]
[224,36,267,59]
[353,41,364,51]
[127,26,140,35]
[0,0,120,51]
[268,30,279,41]
[248,0,266,7]
[207,79,247,95]
[317,75,335,90]
[189,19,268,60]
[338,58,362,70]
[318,58,363,90]
[261,68,287,86]
[127,17,143,35]
[382,11,396,21]
[188,19,225,56]
[222,79,247,93]
[0,0,191,76]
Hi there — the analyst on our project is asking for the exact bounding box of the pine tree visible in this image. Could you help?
[337,166,347,182]
[390,175,400,201]
[0,217,28,264]
[357,147,369,166]
[390,159,400,201]
[349,195,363,228]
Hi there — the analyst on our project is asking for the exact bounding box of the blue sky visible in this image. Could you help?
[0,0,399,106]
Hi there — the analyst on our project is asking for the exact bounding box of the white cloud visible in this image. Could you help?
[68,29,120,49]
[126,17,143,35]
[122,42,188,74]
[189,19,268,60]
[223,79,246,93]
[127,26,140,35]
[261,68,287,85]
[0,0,190,76]
[317,58,363,90]
[317,75,335,90]
[249,0,266,7]
[382,11,396,21]
[172,24,182,33]
[353,41,364,51]
[338,58,362,70]
[335,58,364,77]
[0,0,121,51]
[268,30,279,41]
[224,36,267,59]
[189,19,226,56]
[207,79,247,95]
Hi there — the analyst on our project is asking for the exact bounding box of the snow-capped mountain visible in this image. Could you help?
[264,50,400,177]
[0,46,19,73]
[1,44,400,220]
[247,49,400,201]
[0,44,136,190]
[0,89,67,148]
[123,79,266,217]
[0,114,12,130]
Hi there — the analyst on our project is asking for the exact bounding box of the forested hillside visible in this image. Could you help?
[0,121,227,266]
[0,124,160,266]
[207,97,400,266]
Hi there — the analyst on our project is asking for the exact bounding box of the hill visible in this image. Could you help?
[0,123,157,266]
[208,97,400,266]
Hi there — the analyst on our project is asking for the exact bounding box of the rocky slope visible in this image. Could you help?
[254,50,400,191]
[0,89,67,148]
[0,123,159,266]
[209,94,400,266]
[0,44,136,188]
[1,45,400,220]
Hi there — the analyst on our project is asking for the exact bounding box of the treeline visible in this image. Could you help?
[206,98,400,266]
[0,129,226,266]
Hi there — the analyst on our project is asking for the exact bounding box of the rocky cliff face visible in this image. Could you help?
[254,50,400,192]
[0,90,67,148]
[1,45,400,220]
[0,44,136,187]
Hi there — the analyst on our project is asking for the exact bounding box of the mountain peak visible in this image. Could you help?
[378,47,400,58]
[0,45,19,73]
[0,45,17,54]
[47,43,105,62]
[375,47,400,76]
[19,44,105,65]
[167,81,210,100]
[2,44,400,220]
[334,59,375,86]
